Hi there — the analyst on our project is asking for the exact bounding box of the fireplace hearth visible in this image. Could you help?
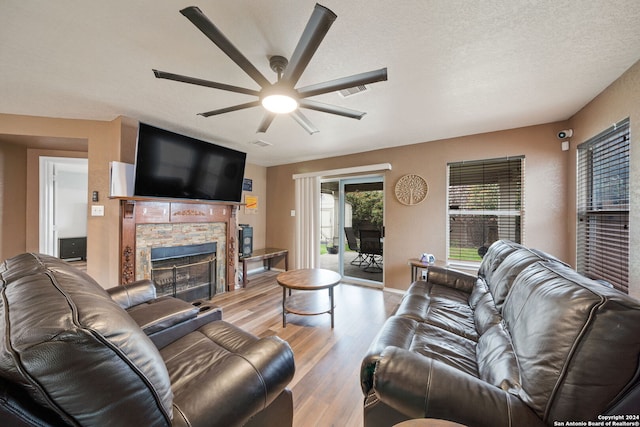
[150,242,217,301]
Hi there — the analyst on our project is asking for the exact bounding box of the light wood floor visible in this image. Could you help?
[210,271,403,427]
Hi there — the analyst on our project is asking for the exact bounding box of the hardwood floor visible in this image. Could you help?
[210,271,403,427]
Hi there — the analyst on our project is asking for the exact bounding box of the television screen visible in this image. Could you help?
[133,123,247,202]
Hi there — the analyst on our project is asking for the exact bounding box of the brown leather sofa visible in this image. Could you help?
[361,240,640,426]
[0,253,295,427]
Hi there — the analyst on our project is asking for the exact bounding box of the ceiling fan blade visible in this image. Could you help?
[291,110,319,134]
[180,6,271,88]
[257,113,276,133]
[299,99,365,120]
[297,68,388,98]
[153,70,260,96]
[280,4,337,87]
[198,100,261,117]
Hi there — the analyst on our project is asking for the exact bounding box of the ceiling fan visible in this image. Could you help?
[152,4,388,134]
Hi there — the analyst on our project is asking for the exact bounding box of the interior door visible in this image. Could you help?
[39,157,88,256]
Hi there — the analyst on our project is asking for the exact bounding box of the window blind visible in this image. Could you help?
[577,118,630,292]
[448,157,524,262]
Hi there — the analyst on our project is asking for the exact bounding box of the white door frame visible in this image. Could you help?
[39,157,88,256]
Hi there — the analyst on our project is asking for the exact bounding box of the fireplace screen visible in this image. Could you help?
[150,242,217,301]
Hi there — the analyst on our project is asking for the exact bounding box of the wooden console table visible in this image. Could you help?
[240,248,288,286]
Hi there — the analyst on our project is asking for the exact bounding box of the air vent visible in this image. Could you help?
[250,140,273,148]
[338,85,368,98]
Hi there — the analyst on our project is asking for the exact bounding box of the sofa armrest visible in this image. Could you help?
[170,337,295,427]
[425,265,476,294]
[361,316,418,394]
[126,296,199,335]
[148,302,222,349]
[107,279,157,309]
[372,346,544,427]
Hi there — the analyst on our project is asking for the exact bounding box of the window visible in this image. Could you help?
[577,118,630,293]
[448,157,524,263]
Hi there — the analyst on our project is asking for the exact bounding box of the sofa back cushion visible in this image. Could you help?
[488,247,559,313]
[0,253,173,426]
[477,240,523,283]
[502,261,640,423]
[475,321,520,394]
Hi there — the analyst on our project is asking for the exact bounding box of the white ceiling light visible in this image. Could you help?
[261,93,299,114]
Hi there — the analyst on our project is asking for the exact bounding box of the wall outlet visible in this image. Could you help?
[91,205,105,216]
[421,269,427,280]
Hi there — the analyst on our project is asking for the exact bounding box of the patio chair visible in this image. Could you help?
[345,227,365,266]
[359,229,383,273]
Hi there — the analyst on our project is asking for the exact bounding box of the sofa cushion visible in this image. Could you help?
[396,281,476,341]
[488,247,553,312]
[502,260,640,423]
[409,322,478,376]
[360,315,479,394]
[473,291,501,335]
[477,240,523,282]
[162,321,295,427]
[468,278,489,309]
[0,253,173,426]
[476,321,519,394]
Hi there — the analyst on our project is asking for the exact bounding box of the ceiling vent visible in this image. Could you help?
[338,85,368,98]
[250,140,273,148]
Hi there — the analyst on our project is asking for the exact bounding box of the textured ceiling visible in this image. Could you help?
[1,1,639,166]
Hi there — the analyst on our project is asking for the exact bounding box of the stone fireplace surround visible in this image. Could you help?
[120,199,239,292]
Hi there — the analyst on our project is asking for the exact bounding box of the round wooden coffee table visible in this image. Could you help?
[276,268,341,328]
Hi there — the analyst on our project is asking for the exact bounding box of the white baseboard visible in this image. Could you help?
[382,286,406,295]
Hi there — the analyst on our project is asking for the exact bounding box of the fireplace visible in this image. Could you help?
[150,242,217,301]
[119,200,240,292]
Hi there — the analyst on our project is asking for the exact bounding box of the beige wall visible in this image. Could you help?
[568,59,640,298]
[0,113,126,287]
[0,142,27,260]
[237,163,270,271]
[266,121,570,291]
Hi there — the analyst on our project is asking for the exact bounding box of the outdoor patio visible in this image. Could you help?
[320,252,383,283]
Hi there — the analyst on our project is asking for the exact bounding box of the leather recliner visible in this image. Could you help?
[0,253,295,427]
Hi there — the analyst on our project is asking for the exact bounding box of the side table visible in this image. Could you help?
[408,258,434,282]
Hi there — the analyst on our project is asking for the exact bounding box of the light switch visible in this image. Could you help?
[91,205,105,216]
[290,210,296,217]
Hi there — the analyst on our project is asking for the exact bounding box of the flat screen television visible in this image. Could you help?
[133,123,246,203]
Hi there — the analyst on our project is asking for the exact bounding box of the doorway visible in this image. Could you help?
[39,157,88,257]
[320,176,384,286]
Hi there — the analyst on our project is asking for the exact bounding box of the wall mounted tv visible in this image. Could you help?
[133,122,247,203]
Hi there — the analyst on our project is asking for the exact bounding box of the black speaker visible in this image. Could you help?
[239,225,253,257]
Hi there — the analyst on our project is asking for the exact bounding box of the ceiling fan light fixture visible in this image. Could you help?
[261,94,299,114]
[157,5,388,132]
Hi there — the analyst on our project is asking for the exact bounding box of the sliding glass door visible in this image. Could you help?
[320,176,384,286]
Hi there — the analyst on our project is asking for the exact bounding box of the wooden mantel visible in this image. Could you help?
[119,199,240,291]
